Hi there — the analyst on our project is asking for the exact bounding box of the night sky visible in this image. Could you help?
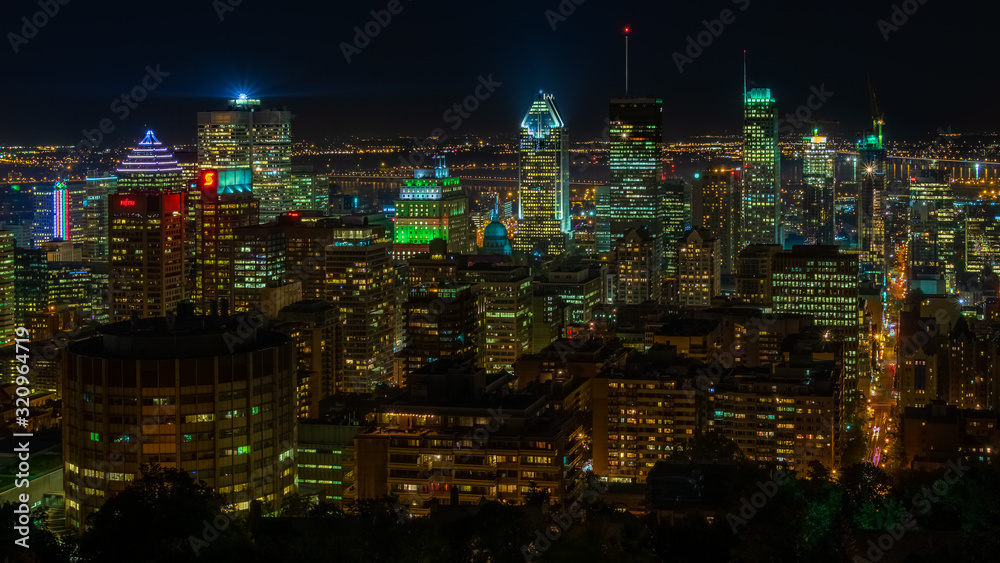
[0,0,988,148]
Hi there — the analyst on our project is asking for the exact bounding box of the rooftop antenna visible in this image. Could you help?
[743,50,747,103]
[624,26,631,95]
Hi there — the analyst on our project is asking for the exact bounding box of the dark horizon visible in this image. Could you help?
[1,0,989,147]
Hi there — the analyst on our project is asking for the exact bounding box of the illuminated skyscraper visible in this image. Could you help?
[197,169,260,311]
[324,223,394,393]
[802,132,835,245]
[392,156,474,259]
[516,91,570,255]
[0,230,13,344]
[458,264,532,374]
[660,179,690,275]
[197,95,292,222]
[83,175,117,263]
[608,98,663,235]
[677,228,720,307]
[693,167,740,274]
[109,131,185,322]
[741,88,781,248]
[31,181,84,247]
[615,228,661,304]
[859,82,888,284]
[909,170,956,291]
[965,201,1000,275]
[233,222,287,312]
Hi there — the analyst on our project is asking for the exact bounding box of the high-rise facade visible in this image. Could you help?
[324,224,394,393]
[458,264,532,374]
[83,175,118,263]
[197,95,292,222]
[608,98,663,235]
[909,170,956,291]
[677,228,720,308]
[0,230,14,344]
[802,132,835,245]
[693,168,740,274]
[109,131,186,322]
[392,158,474,259]
[63,313,297,531]
[741,88,781,248]
[858,131,887,284]
[615,228,661,304]
[660,179,690,275]
[516,92,570,255]
[965,201,1000,275]
[32,181,84,247]
[197,169,260,311]
[233,223,287,312]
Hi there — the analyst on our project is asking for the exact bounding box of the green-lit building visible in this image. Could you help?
[858,124,888,284]
[516,91,570,255]
[607,98,663,241]
[392,157,474,259]
[741,88,781,248]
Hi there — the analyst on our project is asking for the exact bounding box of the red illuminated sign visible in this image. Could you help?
[120,198,136,207]
[201,169,218,190]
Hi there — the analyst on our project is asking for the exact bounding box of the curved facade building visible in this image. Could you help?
[62,313,297,531]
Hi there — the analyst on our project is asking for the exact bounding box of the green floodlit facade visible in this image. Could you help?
[859,130,888,285]
[608,98,663,233]
[516,92,570,255]
[802,133,835,245]
[741,88,781,248]
[392,161,474,259]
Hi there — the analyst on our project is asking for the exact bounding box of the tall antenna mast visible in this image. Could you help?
[743,50,747,103]
[624,26,631,95]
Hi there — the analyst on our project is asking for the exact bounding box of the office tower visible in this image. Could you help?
[802,132,835,245]
[516,91,570,255]
[677,228,720,307]
[735,244,783,306]
[395,283,478,385]
[393,157,474,259]
[965,201,1000,274]
[0,230,13,344]
[771,246,860,408]
[714,368,837,473]
[297,420,363,507]
[233,223,287,312]
[459,264,532,373]
[349,361,584,516]
[62,311,297,532]
[108,131,185,322]
[198,169,260,311]
[660,179,690,275]
[289,165,330,213]
[909,170,956,291]
[595,184,612,253]
[741,88,781,248]
[615,228,661,304]
[197,95,292,222]
[608,98,663,237]
[116,131,185,193]
[274,300,340,418]
[83,175,117,262]
[858,144,887,283]
[32,181,83,247]
[693,168,740,274]
[324,223,394,393]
